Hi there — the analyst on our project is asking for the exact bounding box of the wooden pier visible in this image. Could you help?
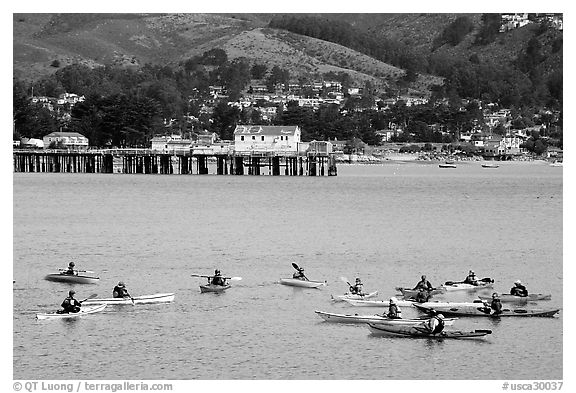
[13,149,338,176]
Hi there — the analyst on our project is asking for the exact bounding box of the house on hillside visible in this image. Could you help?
[233,125,302,154]
[43,132,88,149]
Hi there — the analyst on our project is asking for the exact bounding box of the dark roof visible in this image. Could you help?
[44,132,86,138]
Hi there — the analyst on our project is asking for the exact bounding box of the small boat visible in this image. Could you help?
[279,278,326,288]
[367,323,491,339]
[200,284,231,293]
[314,310,457,326]
[44,272,100,284]
[36,304,107,320]
[331,291,379,302]
[191,273,241,293]
[83,293,175,305]
[549,162,563,167]
[478,293,551,303]
[440,278,494,292]
[341,298,416,307]
[413,303,560,317]
[482,163,499,168]
[439,164,457,168]
[396,287,444,298]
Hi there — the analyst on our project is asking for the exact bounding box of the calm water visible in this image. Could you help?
[13,161,563,380]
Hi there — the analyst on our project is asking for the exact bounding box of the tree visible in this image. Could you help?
[251,63,268,79]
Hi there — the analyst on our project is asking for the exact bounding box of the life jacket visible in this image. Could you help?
[430,316,445,334]
[211,275,225,285]
[491,299,503,313]
[61,296,80,312]
[113,286,128,298]
[387,304,401,319]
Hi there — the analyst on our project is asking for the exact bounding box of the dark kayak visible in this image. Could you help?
[414,303,559,317]
[367,323,491,339]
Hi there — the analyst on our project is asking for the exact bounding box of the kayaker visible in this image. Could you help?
[349,277,364,295]
[421,313,445,334]
[65,261,76,275]
[292,266,307,280]
[463,270,478,285]
[113,281,130,298]
[211,269,226,286]
[510,280,529,297]
[387,297,402,319]
[61,290,81,313]
[488,292,503,315]
[414,287,431,303]
[413,275,433,291]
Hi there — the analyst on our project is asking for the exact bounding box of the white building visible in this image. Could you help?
[150,135,192,152]
[233,125,302,154]
[42,132,88,149]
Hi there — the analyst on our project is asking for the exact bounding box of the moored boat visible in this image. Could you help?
[36,304,107,320]
[83,293,175,305]
[367,323,491,339]
[44,273,100,284]
[331,291,379,302]
[279,278,326,288]
[477,293,551,303]
[482,164,499,168]
[200,284,231,293]
[414,303,560,317]
[314,310,457,326]
[439,164,457,168]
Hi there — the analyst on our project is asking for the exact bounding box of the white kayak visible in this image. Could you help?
[36,304,107,320]
[478,294,552,303]
[280,278,326,288]
[83,293,175,305]
[314,310,457,326]
[341,298,415,307]
[331,291,379,302]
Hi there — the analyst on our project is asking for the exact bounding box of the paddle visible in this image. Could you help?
[475,329,492,334]
[59,269,95,274]
[291,262,309,281]
[445,277,494,286]
[79,293,98,304]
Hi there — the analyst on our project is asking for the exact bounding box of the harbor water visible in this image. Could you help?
[13,161,563,380]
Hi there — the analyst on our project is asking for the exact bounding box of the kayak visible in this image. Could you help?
[314,310,457,326]
[478,294,552,303]
[331,291,379,302]
[440,281,494,292]
[367,323,491,339]
[414,303,560,317]
[396,287,444,297]
[342,298,416,307]
[83,293,175,305]
[200,284,231,293]
[279,278,326,288]
[36,304,107,320]
[45,273,100,284]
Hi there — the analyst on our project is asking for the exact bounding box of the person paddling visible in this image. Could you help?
[463,270,478,285]
[211,269,227,286]
[64,261,77,275]
[292,266,307,281]
[510,280,528,297]
[349,277,364,295]
[387,297,402,319]
[421,313,445,335]
[61,290,81,313]
[113,281,130,298]
[414,287,431,303]
[413,275,433,291]
[485,292,503,315]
